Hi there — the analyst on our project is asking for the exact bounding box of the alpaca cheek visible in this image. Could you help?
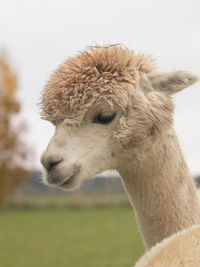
[147,92,174,135]
[113,121,148,150]
[113,106,152,149]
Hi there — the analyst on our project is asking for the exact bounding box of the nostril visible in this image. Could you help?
[46,159,63,173]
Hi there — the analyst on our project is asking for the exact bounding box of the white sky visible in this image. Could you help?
[0,0,200,174]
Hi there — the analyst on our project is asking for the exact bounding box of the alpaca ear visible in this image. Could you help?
[147,70,199,95]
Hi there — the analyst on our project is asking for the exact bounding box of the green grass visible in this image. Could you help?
[0,207,144,267]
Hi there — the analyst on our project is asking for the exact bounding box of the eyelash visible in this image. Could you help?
[92,113,116,124]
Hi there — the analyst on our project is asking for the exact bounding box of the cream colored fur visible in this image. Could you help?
[135,225,200,267]
[118,127,200,249]
[40,46,200,264]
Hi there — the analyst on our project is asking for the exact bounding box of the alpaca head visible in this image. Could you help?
[40,45,198,189]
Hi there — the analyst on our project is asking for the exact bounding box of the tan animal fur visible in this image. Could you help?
[135,225,200,267]
[40,45,200,264]
[41,46,155,124]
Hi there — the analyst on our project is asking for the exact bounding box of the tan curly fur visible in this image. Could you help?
[41,45,156,124]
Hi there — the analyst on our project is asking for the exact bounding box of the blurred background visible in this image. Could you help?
[0,0,199,266]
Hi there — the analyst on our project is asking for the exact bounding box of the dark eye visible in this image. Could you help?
[92,113,116,124]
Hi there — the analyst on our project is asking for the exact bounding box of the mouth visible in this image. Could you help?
[59,167,80,188]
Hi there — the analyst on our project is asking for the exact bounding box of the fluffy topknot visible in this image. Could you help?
[40,45,156,124]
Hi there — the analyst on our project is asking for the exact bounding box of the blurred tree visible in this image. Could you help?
[0,53,30,204]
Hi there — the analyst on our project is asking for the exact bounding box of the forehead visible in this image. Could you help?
[40,46,155,124]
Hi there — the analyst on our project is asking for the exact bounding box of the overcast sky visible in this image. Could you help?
[0,0,200,174]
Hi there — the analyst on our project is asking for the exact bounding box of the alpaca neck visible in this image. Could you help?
[118,128,200,250]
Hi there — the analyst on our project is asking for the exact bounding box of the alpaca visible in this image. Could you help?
[40,46,200,263]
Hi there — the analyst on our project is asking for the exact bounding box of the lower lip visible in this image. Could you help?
[61,176,75,186]
[60,170,79,187]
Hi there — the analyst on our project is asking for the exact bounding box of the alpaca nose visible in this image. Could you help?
[41,155,63,172]
[46,159,63,172]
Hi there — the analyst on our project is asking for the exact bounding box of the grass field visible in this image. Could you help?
[0,206,144,267]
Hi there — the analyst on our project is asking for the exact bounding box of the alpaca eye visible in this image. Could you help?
[92,113,116,124]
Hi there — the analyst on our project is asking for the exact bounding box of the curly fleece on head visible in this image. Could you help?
[40,45,156,124]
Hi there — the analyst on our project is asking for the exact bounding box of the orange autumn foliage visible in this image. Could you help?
[0,54,30,203]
